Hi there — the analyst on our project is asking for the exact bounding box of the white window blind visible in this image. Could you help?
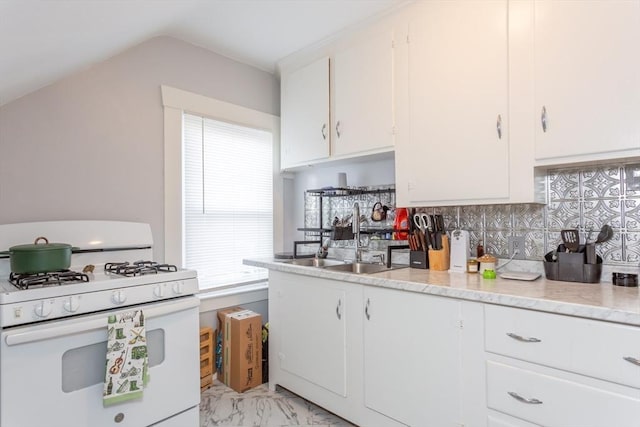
[183,113,273,289]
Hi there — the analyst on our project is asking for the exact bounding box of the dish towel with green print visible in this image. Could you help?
[103,309,149,406]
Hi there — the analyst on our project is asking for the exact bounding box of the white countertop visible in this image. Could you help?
[244,258,640,326]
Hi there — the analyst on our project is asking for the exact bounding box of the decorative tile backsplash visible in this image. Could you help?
[418,163,640,266]
[304,163,640,266]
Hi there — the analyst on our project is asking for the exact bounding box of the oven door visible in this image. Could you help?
[1,297,200,427]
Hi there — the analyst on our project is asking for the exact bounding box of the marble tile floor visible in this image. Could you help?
[200,381,357,427]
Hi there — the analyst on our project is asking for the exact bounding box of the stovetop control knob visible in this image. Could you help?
[172,281,184,295]
[63,296,80,313]
[112,291,127,305]
[153,284,165,298]
[34,300,52,318]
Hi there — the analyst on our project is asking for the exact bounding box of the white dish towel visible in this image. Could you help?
[103,310,149,406]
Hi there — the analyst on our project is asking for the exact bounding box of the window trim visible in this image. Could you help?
[161,85,282,269]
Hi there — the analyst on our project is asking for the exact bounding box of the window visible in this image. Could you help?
[182,114,273,289]
[161,86,282,293]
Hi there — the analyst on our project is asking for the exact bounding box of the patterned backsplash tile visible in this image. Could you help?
[304,163,640,266]
[434,163,640,265]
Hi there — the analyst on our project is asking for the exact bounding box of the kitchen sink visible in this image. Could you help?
[323,262,405,275]
[287,258,350,267]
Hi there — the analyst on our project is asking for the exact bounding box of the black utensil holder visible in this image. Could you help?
[543,248,602,283]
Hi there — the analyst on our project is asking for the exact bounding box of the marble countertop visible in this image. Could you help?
[244,258,640,326]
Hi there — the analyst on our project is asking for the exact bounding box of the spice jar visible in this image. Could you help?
[466,259,479,274]
[478,254,497,274]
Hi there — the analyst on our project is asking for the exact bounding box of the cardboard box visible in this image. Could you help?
[216,306,245,382]
[223,309,263,393]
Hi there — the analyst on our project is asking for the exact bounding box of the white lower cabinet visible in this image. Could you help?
[268,271,362,424]
[269,272,640,427]
[487,410,542,427]
[485,304,640,426]
[362,286,461,426]
[487,358,640,427]
[269,271,482,427]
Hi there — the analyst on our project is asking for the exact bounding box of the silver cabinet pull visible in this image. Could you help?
[365,298,371,320]
[623,356,640,366]
[508,391,543,405]
[336,299,342,320]
[336,121,341,138]
[506,332,541,343]
[496,114,502,139]
[541,106,547,132]
[321,123,327,140]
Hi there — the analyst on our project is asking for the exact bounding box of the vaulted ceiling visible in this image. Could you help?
[0,0,404,106]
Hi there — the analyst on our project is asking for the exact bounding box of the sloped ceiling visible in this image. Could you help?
[0,0,404,106]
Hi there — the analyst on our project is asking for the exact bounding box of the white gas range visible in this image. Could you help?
[0,220,201,427]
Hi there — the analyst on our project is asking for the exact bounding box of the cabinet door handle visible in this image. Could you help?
[508,391,543,405]
[336,299,342,320]
[541,106,548,132]
[321,123,327,140]
[365,298,371,320]
[624,356,640,366]
[506,332,541,343]
[496,114,502,139]
[336,121,341,138]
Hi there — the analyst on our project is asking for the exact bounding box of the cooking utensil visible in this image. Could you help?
[585,243,596,264]
[8,237,72,274]
[560,229,580,252]
[595,224,613,244]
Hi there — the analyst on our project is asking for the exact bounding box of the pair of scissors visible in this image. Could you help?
[413,213,430,234]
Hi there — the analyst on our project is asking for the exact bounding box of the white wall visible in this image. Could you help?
[0,36,280,261]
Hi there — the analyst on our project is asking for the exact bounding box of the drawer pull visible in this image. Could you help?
[506,332,541,343]
[508,391,543,405]
[623,356,640,366]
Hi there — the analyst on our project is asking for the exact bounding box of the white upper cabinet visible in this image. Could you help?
[279,24,398,170]
[396,0,511,206]
[533,0,640,164]
[280,57,330,169]
[332,30,395,157]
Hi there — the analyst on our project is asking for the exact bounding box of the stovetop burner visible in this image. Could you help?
[9,270,90,290]
[105,261,178,277]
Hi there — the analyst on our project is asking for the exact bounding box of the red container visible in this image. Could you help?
[393,208,409,240]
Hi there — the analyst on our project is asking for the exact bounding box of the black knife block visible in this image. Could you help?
[543,246,602,283]
[409,251,428,269]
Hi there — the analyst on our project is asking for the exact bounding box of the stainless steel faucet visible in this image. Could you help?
[353,202,363,262]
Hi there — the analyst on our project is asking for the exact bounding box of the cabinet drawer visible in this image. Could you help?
[485,304,640,388]
[487,361,640,427]
[487,410,539,427]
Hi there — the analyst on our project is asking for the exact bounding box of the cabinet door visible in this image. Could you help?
[363,287,461,426]
[534,0,640,162]
[332,30,394,157]
[397,0,509,205]
[277,275,347,397]
[281,57,330,168]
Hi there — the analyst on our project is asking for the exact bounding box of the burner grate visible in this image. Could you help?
[9,271,90,290]
[105,261,178,277]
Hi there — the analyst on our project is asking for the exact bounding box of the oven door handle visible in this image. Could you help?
[5,297,199,346]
